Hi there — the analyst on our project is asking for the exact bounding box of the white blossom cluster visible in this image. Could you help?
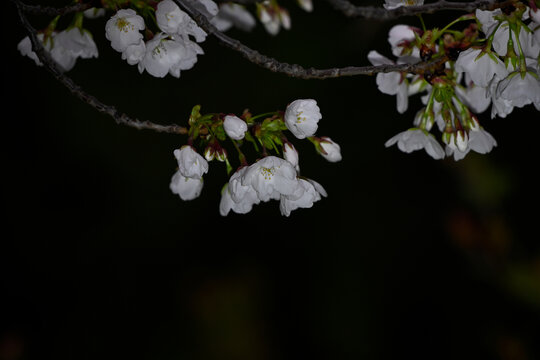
[170,99,342,216]
[372,3,540,160]
[17,8,101,72]
[17,0,314,75]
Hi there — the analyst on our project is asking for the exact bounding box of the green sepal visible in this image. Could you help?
[189,105,201,126]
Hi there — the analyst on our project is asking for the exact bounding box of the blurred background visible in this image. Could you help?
[2,1,540,359]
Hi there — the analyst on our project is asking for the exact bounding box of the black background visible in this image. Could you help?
[2,1,540,360]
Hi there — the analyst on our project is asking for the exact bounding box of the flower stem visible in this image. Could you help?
[249,111,280,122]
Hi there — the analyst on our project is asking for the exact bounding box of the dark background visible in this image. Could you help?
[2,1,540,360]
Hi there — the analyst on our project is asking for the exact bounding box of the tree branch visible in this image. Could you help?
[13,0,187,135]
[18,1,92,16]
[174,0,451,79]
[324,0,514,20]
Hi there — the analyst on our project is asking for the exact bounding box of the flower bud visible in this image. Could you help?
[216,147,228,162]
[297,0,313,12]
[456,130,469,152]
[442,131,454,149]
[204,146,215,161]
[223,115,248,140]
[283,142,300,171]
[318,137,342,162]
[279,8,291,30]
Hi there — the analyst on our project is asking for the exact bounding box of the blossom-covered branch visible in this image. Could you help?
[173,0,449,79]
[324,0,515,19]
[13,0,187,135]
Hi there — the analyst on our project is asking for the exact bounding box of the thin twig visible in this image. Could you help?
[18,2,92,16]
[12,0,187,135]
[173,0,449,79]
[324,0,514,20]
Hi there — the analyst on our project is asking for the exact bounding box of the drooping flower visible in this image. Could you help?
[318,137,342,162]
[223,115,248,140]
[454,48,508,88]
[367,50,409,113]
[105,9,145,52]
[241,156,299,202]
[18,28,97,72]
[468,119,497,154]
[455,82,492,114]
[496,70,540,109]
[284,99,322,139]
[257,2,281,36]
[211,3,256,32]
[170,171,204,201]
[279,178,325,217]
[173,145,209,179]
[385,128,445,159]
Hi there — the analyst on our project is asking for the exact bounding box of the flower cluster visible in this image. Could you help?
[17,10,99,72]
[169,100,342,216]
[105,0,212,78]
[17,0,310,76]
[371,1,540,160]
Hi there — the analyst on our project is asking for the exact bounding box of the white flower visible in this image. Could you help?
[228,166,259,203]
[192,0,219,19]
[211,3,256,32]
[488,75,514,118]
[122,40,146,65]
[531,7,540,24]
[445,145,470,161]
[18,31,95,72]
[468,120,497,154]
[455,83,491,114]
[17,35,42,66]
[455,48,508,88]
[168,37,204,76]
[279,178,325,217]
[388,24,419,58]
[283,142,300,172]
[223,115,248,140]
[319,137,342,162]
[219,183,258,216]
[475,9,501,37]
[384,0,424,10]
[156,0,190,35]
[139,33,203,78]
[83,7,106,19]
[105,9,145,52]
[279,8,291,30]
[367,50,410,113]
[173,145,209,179]
[297,0,313,12]
[258,3,281,36]
[284,99,322,139]
[496,70,540,108]
[241,156,299,202]
[220,169,261,215]
[385,128,445,159]
[54,28,98,59]
[170,171,204,200]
